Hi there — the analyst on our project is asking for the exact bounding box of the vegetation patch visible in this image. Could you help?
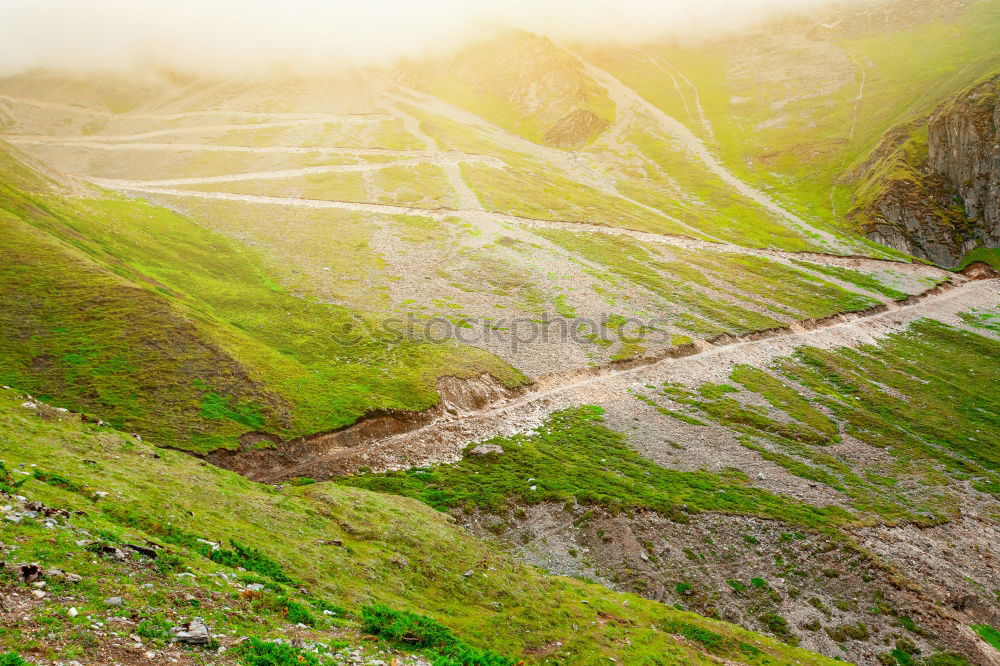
[340,405,852,529]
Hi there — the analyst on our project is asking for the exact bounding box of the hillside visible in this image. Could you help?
[576,0,1000,262]
[1,0,999,664]
[1,388,841,665]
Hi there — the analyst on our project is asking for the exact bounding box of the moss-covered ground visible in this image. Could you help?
[0,388,841,665]
[0,150,524,452]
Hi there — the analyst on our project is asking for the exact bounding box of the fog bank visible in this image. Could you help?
[0,0,852,75]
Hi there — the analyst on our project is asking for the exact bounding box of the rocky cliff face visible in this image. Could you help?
[857,75,999,266]
[927,76,1000,242]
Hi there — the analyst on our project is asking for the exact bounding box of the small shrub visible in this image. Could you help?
[282,598,314,626]
[0,652,29,666]
[660,619,725,651]
[137,615,172,642]
[0,462,28,495]
[825,622,868,643]
[209,540,295,585]
[32,469,87,494]
[360,604,514,665]
[235,637,321,665]
[155,552,184,573]
[760,613,797,646]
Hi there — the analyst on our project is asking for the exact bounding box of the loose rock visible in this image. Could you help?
[172,617,210,644]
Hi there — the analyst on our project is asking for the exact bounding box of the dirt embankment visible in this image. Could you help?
[203,373,519,480]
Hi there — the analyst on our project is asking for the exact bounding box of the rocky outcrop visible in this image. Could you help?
[855,75,999,266]
[927,76,1000,242]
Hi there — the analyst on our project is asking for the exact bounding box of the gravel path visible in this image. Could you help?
[0,93,389,122]
[250,277,997,481]
[87,154,499,188]
[5,116,383,143]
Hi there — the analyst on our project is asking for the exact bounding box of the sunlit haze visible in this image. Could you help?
[1,0,850,74]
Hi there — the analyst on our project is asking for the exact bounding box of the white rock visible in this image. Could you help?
[68,607,79,617]
[468,443,503,456]
[172,617,210,644]
[31,590,46,600]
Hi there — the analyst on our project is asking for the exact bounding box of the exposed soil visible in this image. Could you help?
[459,503,1000,666]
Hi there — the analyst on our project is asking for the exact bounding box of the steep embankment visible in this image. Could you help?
[851,75,1000,266]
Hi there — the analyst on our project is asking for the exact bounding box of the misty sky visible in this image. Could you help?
[0,0,844,74]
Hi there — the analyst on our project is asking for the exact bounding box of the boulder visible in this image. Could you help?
[468,443,503,456]
[172,617,210,644]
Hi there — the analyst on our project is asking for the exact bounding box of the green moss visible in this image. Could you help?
[340,405,851,529]
[789,260,909,300]
[730,366,838,441]
[972,624,1000,651]
[639,319,1000,524]
[360,604,515,665]
[957,247,1000,270]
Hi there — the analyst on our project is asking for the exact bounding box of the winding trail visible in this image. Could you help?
[2,86,860,255]
[571,53,853,253]
[4,116,383,144]
[0,93,389,122]
[103,182,943,282]
[207,277,998,483]
[87,154,500,188]
[386,99,486,212]
[645,55,715,141]
[2,135,435,158]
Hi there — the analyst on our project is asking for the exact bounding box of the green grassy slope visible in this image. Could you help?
[580,0,1000,233]
[0,388,841,665]
[0,147,523,452]
[403,30,615,149]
